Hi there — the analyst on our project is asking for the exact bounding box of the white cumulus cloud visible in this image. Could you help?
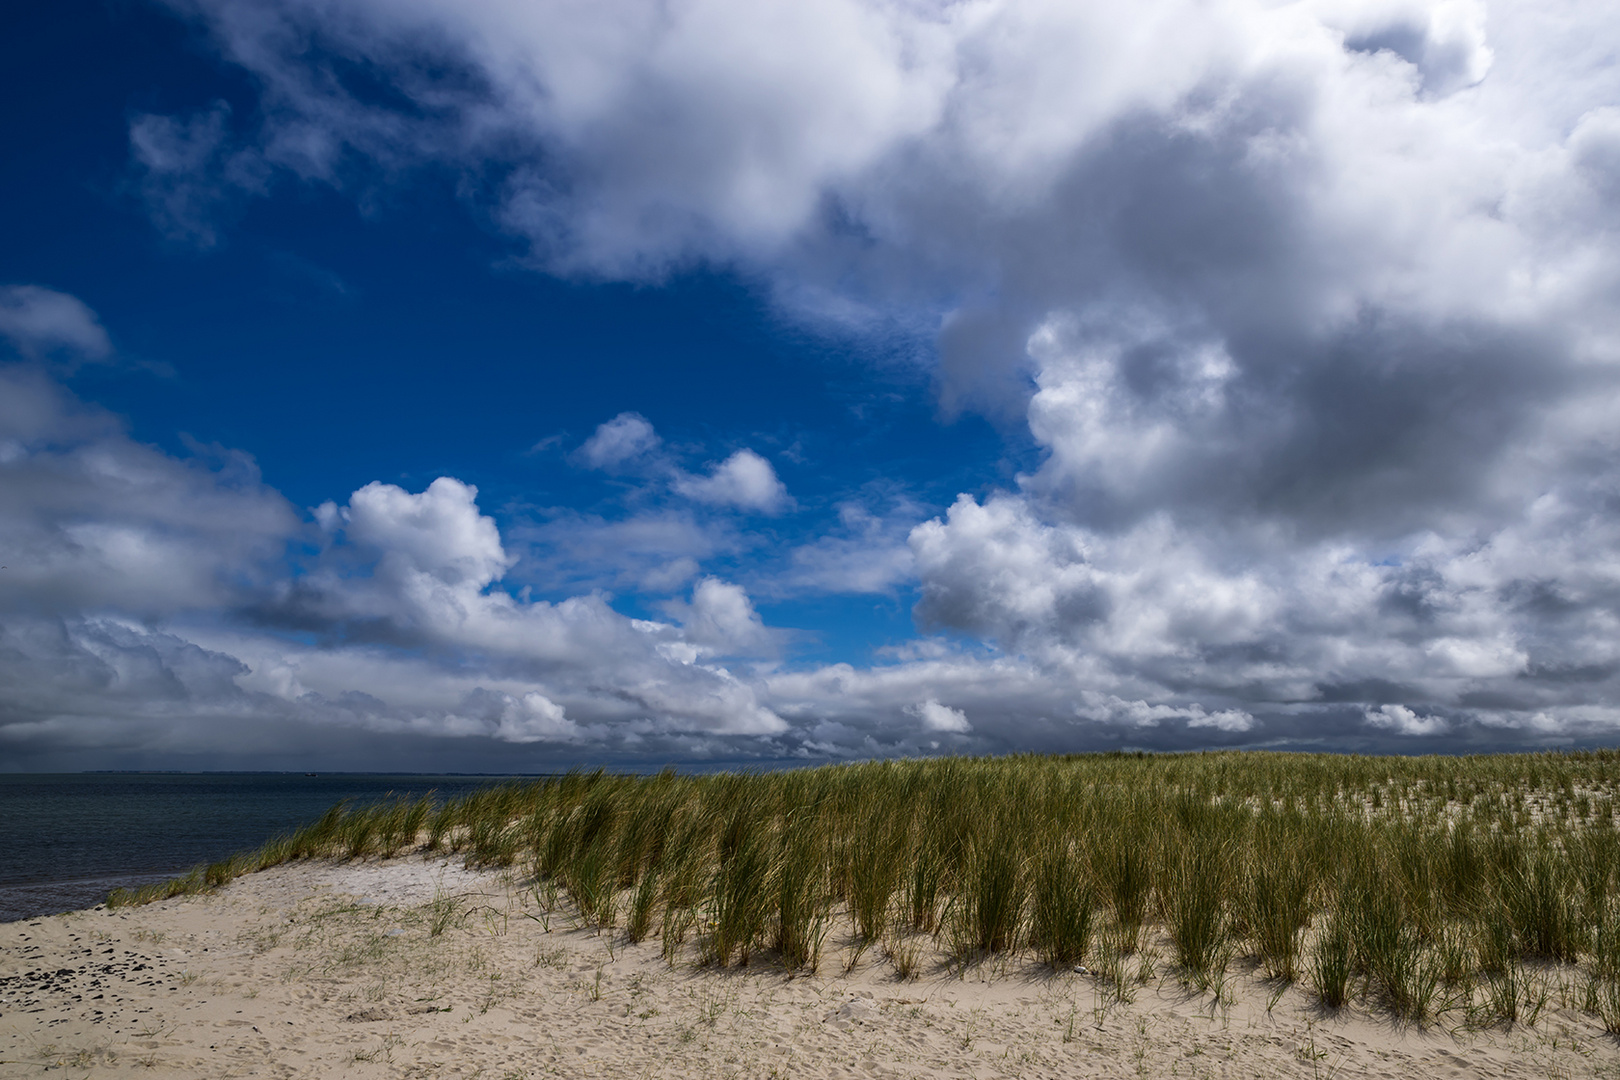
[1365,703,1451,737]
[573,412,662,471]
[673,449,791,513]
[909,699,971,733]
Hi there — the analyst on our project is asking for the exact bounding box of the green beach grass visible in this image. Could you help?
[108,750,1620,1028]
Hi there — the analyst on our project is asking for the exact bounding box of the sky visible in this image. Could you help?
[3,0,1620,771]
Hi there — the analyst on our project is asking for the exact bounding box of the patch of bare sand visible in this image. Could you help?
[3,857,1617,1078]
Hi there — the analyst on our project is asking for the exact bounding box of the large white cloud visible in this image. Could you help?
[267,478,792,737]
[145,0,1620,479]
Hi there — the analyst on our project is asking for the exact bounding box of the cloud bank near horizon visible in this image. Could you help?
[2,340,1617,767]
[5,0,1620,766]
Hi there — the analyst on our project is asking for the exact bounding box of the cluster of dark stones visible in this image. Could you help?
[1,929,172,1027]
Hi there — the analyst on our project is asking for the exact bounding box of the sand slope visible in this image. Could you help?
[3,857,1617,1078]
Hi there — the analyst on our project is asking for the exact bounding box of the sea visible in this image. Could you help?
[0,773,521,923]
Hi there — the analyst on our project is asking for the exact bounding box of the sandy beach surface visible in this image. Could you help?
[3,857,1617,1079]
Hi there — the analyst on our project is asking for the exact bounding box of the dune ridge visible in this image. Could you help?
[3,854,1617,1078]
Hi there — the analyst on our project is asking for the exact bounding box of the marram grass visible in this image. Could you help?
[106,750,1620,1029]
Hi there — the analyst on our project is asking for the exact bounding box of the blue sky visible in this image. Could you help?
[4,0,1620,770]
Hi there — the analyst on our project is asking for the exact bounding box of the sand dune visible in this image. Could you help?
[3,857,1615,1078]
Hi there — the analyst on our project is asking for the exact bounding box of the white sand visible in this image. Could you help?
[3,857,1616,1078]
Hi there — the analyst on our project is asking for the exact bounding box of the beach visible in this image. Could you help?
[4,855,1616,1079]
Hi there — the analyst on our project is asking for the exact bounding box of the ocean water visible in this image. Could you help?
[0,773,518,923]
